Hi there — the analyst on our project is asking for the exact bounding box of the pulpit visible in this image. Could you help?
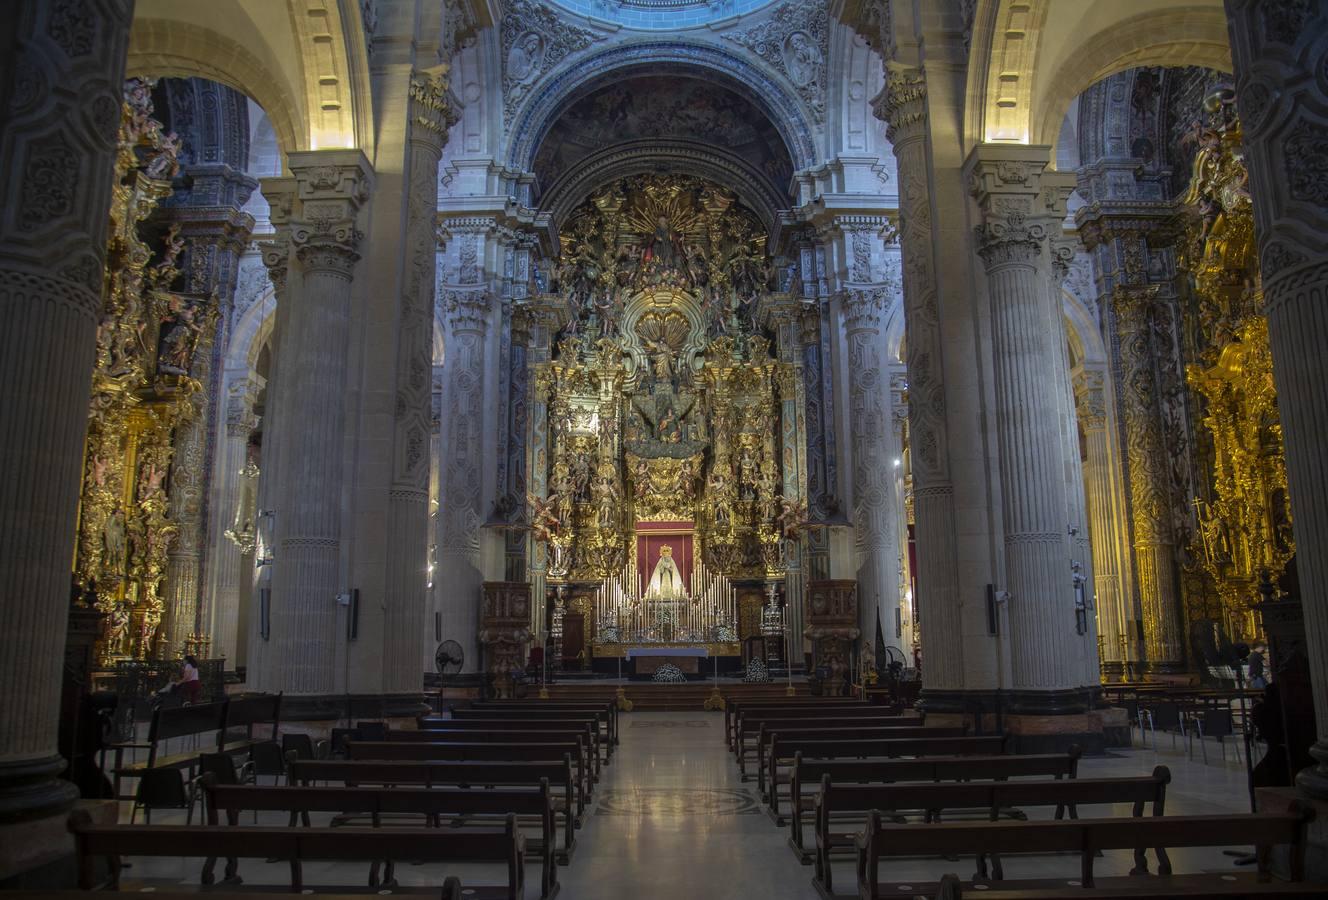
[804,579,859,697]
[479,582,532,698]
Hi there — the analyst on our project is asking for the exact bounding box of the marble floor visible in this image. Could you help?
[121,711,1260,898]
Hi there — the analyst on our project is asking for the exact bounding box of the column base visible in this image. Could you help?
[1297,741,1328,802]
[0,799,115,887]
[1256,787,1328,881]
[0,755,79,824]
[921,688,1127,753]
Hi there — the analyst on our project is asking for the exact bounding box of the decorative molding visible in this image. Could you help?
[721,2,828,124]
[501,0,604,124]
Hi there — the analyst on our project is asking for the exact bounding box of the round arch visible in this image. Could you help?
[128,18,304,162]
[1032,7,1232,152]
[541,139,788,233]
[1061,287,1107,369]
[506,41,820,176]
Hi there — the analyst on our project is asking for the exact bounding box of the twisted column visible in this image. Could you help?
[968,146,1090,698]
[1112,286,1184,671]
[258,152,371,694]
[0,0,132,825]
[1226,0,1328,797]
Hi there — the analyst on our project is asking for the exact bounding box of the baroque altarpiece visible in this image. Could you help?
[71,81,217,664]
[527,176,810,661]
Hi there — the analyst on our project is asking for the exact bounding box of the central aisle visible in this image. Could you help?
[558,710,822,900]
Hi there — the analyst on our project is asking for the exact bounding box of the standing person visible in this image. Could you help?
[1247,643,1268,690]
[178,655,203,704]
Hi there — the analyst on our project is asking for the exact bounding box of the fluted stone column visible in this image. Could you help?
[1075,369,1135,678]
[1226,0,1328,798]
[876,66,966,692]
[1112,286,1185,671]
[968,145,1092,701]
[205,372,262,664]
[257,152,372,694]
[437,288,492,671]
[382,72,455,693]
[843,286,900,651]
[0,0,132,827]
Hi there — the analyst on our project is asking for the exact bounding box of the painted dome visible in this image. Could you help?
[550,0,777,31]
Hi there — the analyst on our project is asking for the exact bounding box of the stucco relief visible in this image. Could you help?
[722,2,828,123]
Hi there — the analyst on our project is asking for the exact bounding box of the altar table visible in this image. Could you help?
[624,646,708,674]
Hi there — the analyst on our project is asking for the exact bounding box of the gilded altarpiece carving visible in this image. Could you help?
[74,81,217,663]
[528,176,806,656]
[1179,99,1292,641]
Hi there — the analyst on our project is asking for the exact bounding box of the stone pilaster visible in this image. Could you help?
[0,0,132,832]
[1225,0,1328,799]
[256,151,371,694]
[842,285,899,654]
[205,372,262,664]
[159,187,256,657]
[876,65,969,693]
[1074,368,1135,678]
[381,70,456,693]
[1112,285,1185,672]
[968,145,1095,702]
[437,285,493,670]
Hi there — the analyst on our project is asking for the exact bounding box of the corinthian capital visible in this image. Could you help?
[843,287,887,331]
[875,63,927,145]
[291,216,362,277]
[410,66,461,151]
[966,144,1075,271]
[442,288,492,334]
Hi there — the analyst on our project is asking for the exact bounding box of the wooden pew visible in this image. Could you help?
[725,699,875,750]
[347,740,591,808]
[391,727,601,780]
[24,889,467,900]
[418,717,611,765]
[924,872,1328,899]
[69,810,525,899]
[812,768,1170,894]
[289,755,584,825]
[728,701,879,752]
[734,710,922,767]
[199,778,561,897]
[109,694,282,800]
[749,723,955,784]
[855,809,1316,900]
[779,748,1082,829]
[763,733,1008,798]
[459,701,619,747]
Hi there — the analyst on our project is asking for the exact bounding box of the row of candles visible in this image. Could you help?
[593,558,738,642]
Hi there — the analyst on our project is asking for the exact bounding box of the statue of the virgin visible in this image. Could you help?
[644,544,687,600]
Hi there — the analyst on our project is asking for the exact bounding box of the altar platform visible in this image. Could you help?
[589,643,743,678]
[534,678,812,710]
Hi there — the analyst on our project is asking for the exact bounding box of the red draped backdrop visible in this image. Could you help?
[635,520,694,596]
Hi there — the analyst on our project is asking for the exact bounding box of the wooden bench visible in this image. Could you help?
[348,740,592,810]
[109,694,282,800]
[749,722,955,785]
[393,726,601,780]
[69,810,525,899]
[450,702,619,748]
[811,768,1170,894]
[734,711,922,768]
[727,701,878,751]
[763,733,1008,798]
[924,871,1328,899]
[418,717,611,765]
[289,755,584,827]
[779,748,1082,829]
[199,778,561,897]
[855,809,1315,899]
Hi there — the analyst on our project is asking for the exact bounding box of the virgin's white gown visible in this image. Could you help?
[644,552,686,600]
